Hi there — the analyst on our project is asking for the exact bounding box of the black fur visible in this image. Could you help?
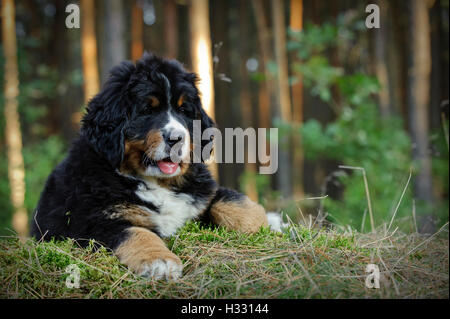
[30,53,233,251]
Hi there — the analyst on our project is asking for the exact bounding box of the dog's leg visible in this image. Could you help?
[114,226,182,280]
[205,187,268,233]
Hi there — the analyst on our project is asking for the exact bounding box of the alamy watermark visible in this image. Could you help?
[65,264,80,288]
[66,3,381,30]
[365,264,380,289]
[169,120,279,175]
[65,4,80,29]
[365,4,380,29]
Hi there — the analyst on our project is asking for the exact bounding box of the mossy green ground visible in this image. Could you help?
[0,221,448,298]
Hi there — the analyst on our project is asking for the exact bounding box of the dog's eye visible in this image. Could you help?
[177,94,192,116]
[177,94,186,108]
[178,103,191,115]
[148,96,160,108]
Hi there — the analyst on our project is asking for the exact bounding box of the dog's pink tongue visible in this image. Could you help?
[157,160,179,175]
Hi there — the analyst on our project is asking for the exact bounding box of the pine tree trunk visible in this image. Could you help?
[2,0,28,239]
[164,0,178,59]
[375,0,391,117]
[131,0,144,61]
[99,0,127,84]
[81,0,100,103]
[408,0,435,233]
[251,0,273,131]
[189,0,217,180]
[251,0,277,198]
[271,0,292,198]
[386,0,405,117]
[290,0,304,199]
[239,0,258,201]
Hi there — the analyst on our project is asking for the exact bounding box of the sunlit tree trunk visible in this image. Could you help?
[272,0,291,122]
[290,0,303,124]
[375,0,391,117]
[164,0,178,59]
[239,1,258,201]
[2,0,27,239]
[408,0,435,233]
[81,0,100,103]
[271,0,292,198]
[189,0,217,180]
[131,0,144,61]
[290,0,304,199]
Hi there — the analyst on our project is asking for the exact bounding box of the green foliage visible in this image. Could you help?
[238,170,275,205]
[0,39,68,235]
[22,136,66,213]
[0,158,12,233]
[0,136,65,235]
[285,19,421,230]
[287,22,339,58]
[430,125,450,224]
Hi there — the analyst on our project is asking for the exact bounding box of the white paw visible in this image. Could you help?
[267,212,289,232]
[140,259,183,281]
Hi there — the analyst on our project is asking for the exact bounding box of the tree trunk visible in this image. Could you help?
[210,0,240,189]
[2,0,28,239]
[429,0,442,130]
[251,0,273,130]
[52,1,83,138]
[407,0,435,233]
[271,0,292,198]
[375,0,391,117]
[239,0,258,201]
[81,0,100,103]
[290,0,304,199]
[99,0,127,84]
[189,0,217,180]
[386,0,404,117]
[271,0,292,123]
[164,0,178,59]
[251,0,278,198]
[131,0,144,61]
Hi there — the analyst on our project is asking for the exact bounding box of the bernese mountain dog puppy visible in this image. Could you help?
[30,53,269,280]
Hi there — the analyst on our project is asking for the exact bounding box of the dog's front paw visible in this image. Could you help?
[114,227,183,281]
[139,257,183,280]
[210,196,269,233]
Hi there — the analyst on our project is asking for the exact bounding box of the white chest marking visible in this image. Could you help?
[135,181,204,237]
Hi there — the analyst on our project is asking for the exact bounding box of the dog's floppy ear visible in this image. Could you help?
[81,61,135,169]
[199,106,215,131]
[184,71,217,163]
[197,99,216,163]
[201,108,216,163]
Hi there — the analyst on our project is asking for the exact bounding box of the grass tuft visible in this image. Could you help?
[0,220,448,299]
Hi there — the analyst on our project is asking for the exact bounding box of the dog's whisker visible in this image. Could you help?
[142,153,151,166]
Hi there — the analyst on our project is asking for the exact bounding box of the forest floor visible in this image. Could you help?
[0,220,448,299]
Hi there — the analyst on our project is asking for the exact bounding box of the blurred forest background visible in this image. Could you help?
[0,0,448,238]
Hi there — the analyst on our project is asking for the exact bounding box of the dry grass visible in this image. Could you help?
[0,218,448,299]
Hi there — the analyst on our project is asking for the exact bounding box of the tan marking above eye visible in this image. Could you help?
[177,94,186,108]
[148,96,160,107]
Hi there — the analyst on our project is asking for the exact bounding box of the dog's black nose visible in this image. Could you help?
[164,131,184,147]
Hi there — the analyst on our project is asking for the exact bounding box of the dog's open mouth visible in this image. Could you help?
[156,158,179,175]
[142,153,181,176]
